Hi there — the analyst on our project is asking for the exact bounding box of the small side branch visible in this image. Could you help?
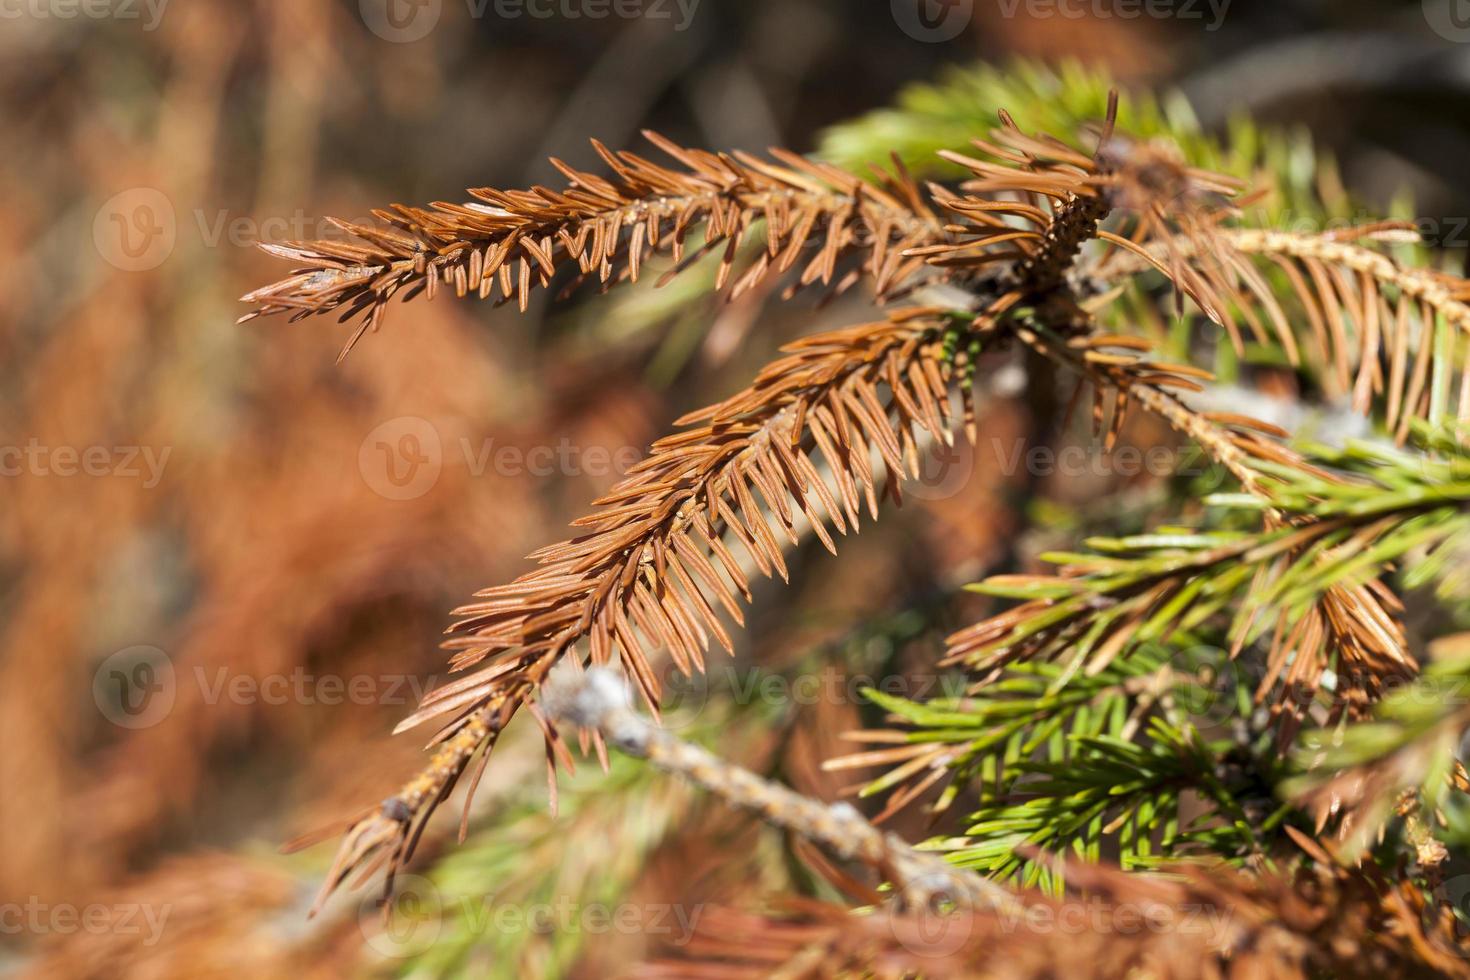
[543,666,1017,915]
[1014,321,1272,500]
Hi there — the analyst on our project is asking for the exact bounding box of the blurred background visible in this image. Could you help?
[2,0,1469,976]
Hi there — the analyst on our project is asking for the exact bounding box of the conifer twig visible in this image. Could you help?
[1101,224,1470,435]
[240,133,952,360]
[1009,319,1276,497]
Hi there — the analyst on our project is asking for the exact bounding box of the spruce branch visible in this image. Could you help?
[401,310,972,729]
[842,397,1467,865]
[241,133,951,359]
[940,462,1457,733]
[303,308,982,909]
[829,650,1287,886]
[1103,224,1470,438]
[322,114,1256,907]
[950,326,1470,740]
[248,86,1470,930]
